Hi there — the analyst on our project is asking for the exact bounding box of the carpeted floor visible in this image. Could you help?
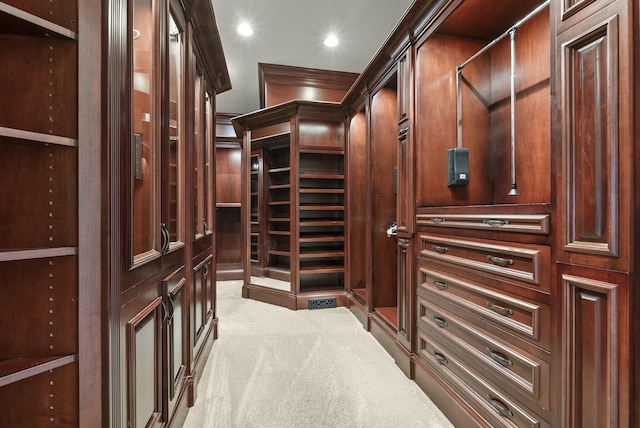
[183,280,454,428]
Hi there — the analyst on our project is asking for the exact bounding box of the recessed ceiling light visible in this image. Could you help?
[324,35,339,47]
[237,22,253,36]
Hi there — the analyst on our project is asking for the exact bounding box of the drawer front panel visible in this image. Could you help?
[418,296,551,412]
[417,213,550,235]
[418,266,551,350]
[418,331,551,428]
[419,234,550,292]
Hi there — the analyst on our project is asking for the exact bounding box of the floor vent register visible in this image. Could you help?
[308,297,337,309]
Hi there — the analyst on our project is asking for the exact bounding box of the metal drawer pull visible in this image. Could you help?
[433,280,448,290]
[487,394,514,418]
[398,127,410,137]
[433,316,448,328]
[487,347,513,367]
[433,351,448,365]
[487,255,513,266]
[433,245,448,254]
[430,217,445,224]
[483,219,510,227]
[487,301,513,316]
[160,223,170,255]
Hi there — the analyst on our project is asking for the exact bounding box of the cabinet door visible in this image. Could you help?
[192,255,214,358]
[164,268,187,416]
[556,2,632,426]
[397,238,413,351]
[397,47,412,123]
[126,296,164,428]
[396,123,413,237]
[559,265,629,427]
[192,66,215,241]
[131,0,162,263]
[165,10,185,250]
[396,46,414,237]
[557,4,630,272]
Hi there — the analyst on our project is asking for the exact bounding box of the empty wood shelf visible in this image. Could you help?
[0,354,77,387]
[299,235,344,242]
[375,307,398,329]
[0,247,77,262]
[0,2,77,39]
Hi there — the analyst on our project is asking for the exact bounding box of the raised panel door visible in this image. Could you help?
[164,267,187,417]
[559,266,629,427]
[126,296,164,428]
[192,254,214,359]
[396,122,413,237]
[397,238,413,351]
[397,47,411,123]
[557,6,630,272]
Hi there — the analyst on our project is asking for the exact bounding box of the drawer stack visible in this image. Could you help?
[415,211,552,427]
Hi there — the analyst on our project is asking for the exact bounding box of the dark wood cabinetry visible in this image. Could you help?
[0,2,82,426]
[235,101,347,310]
[344,43,418,375]
[342,0,639,426]
[0,0,229,425]
[555,0,633,425]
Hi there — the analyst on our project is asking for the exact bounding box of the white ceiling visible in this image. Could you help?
[211,0,415,115]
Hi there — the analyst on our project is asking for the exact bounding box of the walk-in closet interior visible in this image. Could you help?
[1,0,638,426]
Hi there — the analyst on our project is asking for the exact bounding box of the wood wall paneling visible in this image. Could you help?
[415,9,550,208]
[415,36,490,207]
[489,10,550,205]
[215,147,241,204]
[216,208,242,265]
[347,110,368,297]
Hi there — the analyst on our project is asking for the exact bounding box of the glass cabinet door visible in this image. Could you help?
[192,67,214,240]
[205,90,214,236]
[167,12,184,247]
[193,68,204,238]
[132,0,160,262]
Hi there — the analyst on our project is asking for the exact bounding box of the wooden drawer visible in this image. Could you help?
[417,331,551,428]
[418,265,551,351]
[417,295,551,413]
[416,213,550,235]
[419,234,551,293]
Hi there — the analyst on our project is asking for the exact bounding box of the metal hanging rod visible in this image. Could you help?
[456,0,550,72]
[507,29,519,196]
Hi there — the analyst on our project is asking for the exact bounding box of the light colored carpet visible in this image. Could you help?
[183,280,454,428]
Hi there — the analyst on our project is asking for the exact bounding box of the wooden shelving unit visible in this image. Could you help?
[298,150,345,292]
[0,2,80,425]
[265,142,292,278]
[235,101,347,309]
